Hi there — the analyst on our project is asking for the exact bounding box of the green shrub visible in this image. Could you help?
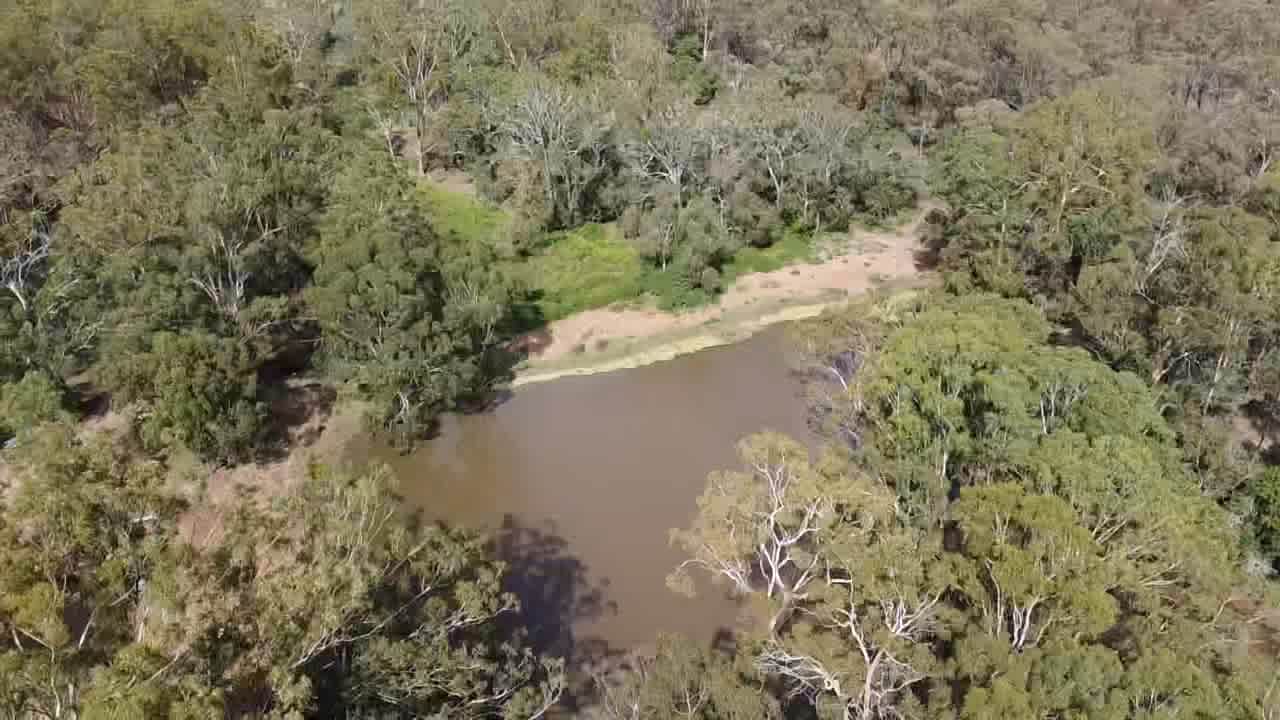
[109,332,264,463]
[0,371,70,442]
[640,270,712,311]
[722,226,815,283]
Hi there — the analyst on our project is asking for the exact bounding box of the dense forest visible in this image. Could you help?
[1,0,1279,717]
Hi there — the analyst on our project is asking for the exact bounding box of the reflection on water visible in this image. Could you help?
[354,326,811,672]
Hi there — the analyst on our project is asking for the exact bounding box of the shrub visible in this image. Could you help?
[0,371,70,443]
[110,332,264,463]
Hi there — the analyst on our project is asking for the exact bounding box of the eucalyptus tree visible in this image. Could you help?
[307,144,511,443]
[0,426,564,719]
[676,295,1276,718]
[354,0,489,174]
[498,80,618,229]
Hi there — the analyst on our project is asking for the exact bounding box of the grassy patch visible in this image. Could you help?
[722,226,816,283]
[414,181,831,325]
[524,223,646,321]
[639,270,713,311]
[417,182,508,245]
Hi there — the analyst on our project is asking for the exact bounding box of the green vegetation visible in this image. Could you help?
[671,294,1274,720]
[524,223,645,321]
[721,226,817,282]
[1,0,1278,717]
[417,182,510,249]
[0,429,562,718]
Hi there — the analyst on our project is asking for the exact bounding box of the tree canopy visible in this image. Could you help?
[2,0,1279,717]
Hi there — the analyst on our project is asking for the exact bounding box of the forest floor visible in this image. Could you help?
[511,203,940,386]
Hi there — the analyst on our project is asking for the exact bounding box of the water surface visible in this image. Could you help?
[359,326,811,669]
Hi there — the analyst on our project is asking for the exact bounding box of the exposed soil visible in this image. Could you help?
[515,204,939,385]
[428,168,479,197]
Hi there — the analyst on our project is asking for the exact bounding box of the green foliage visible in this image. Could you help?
[595,634,779,720]
[0,426,184,720]
[934,85,1156,301]
[157,464,562,718]
[0,222,102,382]
[721,226,816,282]
[418,181,511,250]
[854,294,1168,526]
[3,1,1280,718]
[0,370,70,442]
[674,294,1272,719]
[108,331,263,463]
[309,146,511,444]
[1253,467,1280,570]
[525,223,645,320]
[0,431,562,719]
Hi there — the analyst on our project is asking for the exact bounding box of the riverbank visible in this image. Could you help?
[512,205,937,387]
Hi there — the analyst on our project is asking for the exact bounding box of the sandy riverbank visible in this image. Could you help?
[513,206,937,387]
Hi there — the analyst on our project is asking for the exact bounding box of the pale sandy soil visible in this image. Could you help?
[514,204,939,386]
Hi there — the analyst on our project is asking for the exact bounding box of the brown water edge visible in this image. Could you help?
[346,325,812,688]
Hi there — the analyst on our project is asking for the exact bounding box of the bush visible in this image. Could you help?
[640,270,712,310]
[110,332,264,463]
[721,226,815,282]
[0,371,70,443]
[417,182,513,250]
[1252,467,1280,571]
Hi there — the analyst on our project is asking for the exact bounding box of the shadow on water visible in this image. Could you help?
[493,515,626,711]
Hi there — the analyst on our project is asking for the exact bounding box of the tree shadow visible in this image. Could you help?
[66,379,111,420]
[1240,400,1280,463]
[255,381,338,463]
[911,207,949,271]
[493,515,625,711]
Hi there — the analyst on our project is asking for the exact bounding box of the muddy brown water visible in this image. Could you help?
[351,326,812,673]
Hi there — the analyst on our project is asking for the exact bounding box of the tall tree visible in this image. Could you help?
[354,0,483,174]
[308,145,510,442]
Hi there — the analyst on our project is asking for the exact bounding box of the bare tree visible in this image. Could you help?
[626,106,707,206]
[747,120,807,210]
[794,103,856,228]
[501,84,612,227]
[670,433,845,636]
[1136,185,1190,299]
[262,0,336,69]
[355,0,474,174]
[1,226,50,315]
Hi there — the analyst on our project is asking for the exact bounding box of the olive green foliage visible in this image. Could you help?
[109,331,264,463]
[675,295,1274,720]
[0,429,563,719]
[308,147,512,442]
[931,70,1280,568]
[418,182,512,250]
[0,370,70,442]
[1253,467,1280,568]
[594,634,779,720]
[3,0,1280,716]
[0,427,186,720]
[720,226,816,283]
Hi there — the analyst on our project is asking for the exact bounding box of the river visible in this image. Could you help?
[354,326,812,674]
